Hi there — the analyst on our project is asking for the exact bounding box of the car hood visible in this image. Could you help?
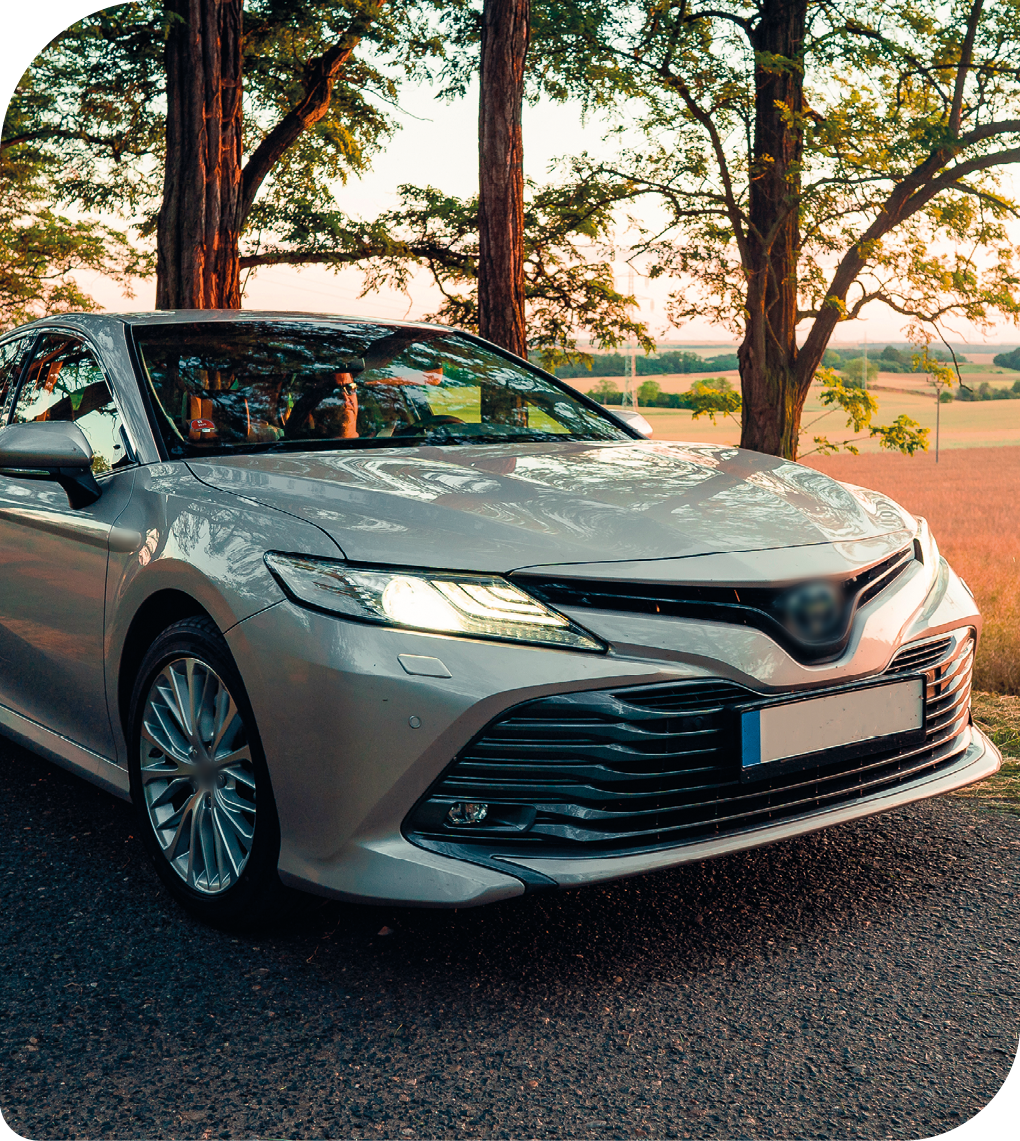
[188,440,916,577]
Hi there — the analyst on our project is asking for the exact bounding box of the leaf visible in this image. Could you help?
[870,415,930,455]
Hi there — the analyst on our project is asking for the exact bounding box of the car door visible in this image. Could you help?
[0,330,137,760]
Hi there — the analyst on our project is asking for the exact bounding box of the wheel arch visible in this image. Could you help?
[117,589,213,735]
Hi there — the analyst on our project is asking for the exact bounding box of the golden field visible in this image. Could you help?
[806,448,1020,696]
[567,364,1020,451]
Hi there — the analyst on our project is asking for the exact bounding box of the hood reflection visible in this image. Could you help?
[189,440,909,573]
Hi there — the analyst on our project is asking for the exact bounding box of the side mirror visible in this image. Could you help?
[607,408,654,438]
[0,422,102,508]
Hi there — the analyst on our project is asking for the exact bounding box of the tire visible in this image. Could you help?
[128,616,293,929]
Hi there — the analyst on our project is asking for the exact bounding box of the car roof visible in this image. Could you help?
[7,310,451,333]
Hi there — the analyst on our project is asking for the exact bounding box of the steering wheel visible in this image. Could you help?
[392,414,466,437]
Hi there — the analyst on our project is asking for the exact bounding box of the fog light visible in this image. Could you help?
[446,801,489,826]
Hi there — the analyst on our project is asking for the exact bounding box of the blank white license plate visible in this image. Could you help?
[740,677,925,773]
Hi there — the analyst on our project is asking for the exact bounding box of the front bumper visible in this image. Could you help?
[498,723,1000,888]
[225,552,997,907]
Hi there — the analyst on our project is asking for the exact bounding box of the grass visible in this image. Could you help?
[953,691,1020,811]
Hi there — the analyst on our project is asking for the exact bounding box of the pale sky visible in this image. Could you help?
[4,1,1019,350]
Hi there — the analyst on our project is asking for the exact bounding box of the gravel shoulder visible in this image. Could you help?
[1,737,1018,1140]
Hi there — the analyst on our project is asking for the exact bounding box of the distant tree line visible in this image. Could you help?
[585,375,734,408]
[956,379,1020,402]
[992,348,1020,370]
[823,345,968,376]
[548,350,740,379]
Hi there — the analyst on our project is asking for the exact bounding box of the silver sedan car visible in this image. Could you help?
[0,312,1000,927]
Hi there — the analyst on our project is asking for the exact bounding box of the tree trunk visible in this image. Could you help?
[156,0,243,309]
[738,0,807,458]
[477,0,530,360]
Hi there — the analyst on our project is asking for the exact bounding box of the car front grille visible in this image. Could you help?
[515,543,918,662]
[404,631,974,858]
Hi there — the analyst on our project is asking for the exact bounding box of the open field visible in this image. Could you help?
[564,373,1020,452]
[807,448,1020,695]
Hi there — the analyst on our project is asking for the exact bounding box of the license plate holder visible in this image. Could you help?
[737,675,926,782]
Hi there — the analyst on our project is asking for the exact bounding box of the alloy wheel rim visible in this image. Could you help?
[139,657,257,895]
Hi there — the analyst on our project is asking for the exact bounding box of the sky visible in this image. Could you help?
[3,1,1019,352]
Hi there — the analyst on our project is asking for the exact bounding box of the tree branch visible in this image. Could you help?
[683,9,753,33]
[238,241,473,274]
[956,118,1020,148]
[239,5,384,226]
[899,146,1020,219]
[949,0,984,136]
[655,69,753,261]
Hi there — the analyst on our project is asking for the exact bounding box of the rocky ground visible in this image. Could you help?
[1,737,1018,1140]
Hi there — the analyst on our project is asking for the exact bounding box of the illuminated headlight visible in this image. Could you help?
[264,553,605,651]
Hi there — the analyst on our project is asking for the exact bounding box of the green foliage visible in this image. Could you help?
[871,415,930,455]
[0,100,148,328]
[802,367,927,457]
[4,1,656,362]
[637,379,660,405]
[839,357,879,388]
[910,340,958,404]
[824,344,967,374]
[818,373,879,434]
[956,379,1020,401]
[353,181,653,366]
[993,347,1020,370]
[586,373,735,412]
[587,376,621,403]
[553,349,738,378]
[5,1,438,230]
[687,386,741,425]
[690,375,732,396]
[543,1,1020,456]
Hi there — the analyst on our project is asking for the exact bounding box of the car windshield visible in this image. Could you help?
[132,320,629,456]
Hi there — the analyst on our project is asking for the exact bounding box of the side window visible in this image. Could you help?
[13,334,130,474]
[0,337,31,422]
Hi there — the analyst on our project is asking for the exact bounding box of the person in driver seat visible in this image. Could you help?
[284,371,359,440]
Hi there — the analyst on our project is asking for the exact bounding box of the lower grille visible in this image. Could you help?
[405,631,975,857]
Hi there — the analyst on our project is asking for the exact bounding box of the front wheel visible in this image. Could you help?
[128,617,292,928]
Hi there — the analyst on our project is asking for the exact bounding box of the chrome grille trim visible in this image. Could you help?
[405,629,975,857]
[516,544,918,662]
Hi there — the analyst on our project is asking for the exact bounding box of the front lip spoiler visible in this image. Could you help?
[493,725,1001,888]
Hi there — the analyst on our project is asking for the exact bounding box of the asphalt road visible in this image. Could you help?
[1,736,1018,1140]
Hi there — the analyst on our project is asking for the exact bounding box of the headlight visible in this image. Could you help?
[264,553,605,652]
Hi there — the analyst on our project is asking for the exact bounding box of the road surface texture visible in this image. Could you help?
[1,736,1018,1140]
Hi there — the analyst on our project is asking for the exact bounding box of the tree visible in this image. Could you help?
[4,1,431,310]
[157,0,244,308]
[477,0,530,356]
[840,357,879,388]
[559,0,1020,458]
[637,378,660,404]
[333,180,653,368]
[5,1,649,358]
[0,92,146,328]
